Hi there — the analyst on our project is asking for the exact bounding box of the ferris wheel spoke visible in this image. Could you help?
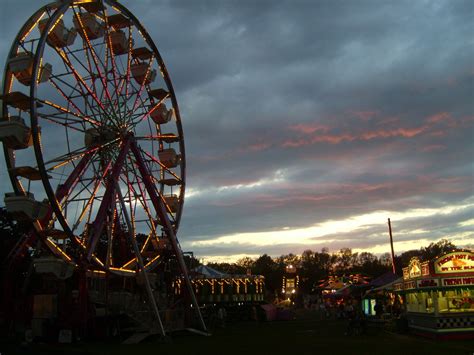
[86,135,132,260]
[37,98,102,127]
[125,55,155,119]
[131,92,170,127]
[120,158,160,248]
[73,8,119,120]
[42,143,105,172]
[61,46,108,120]
[47,80,98,130]
[49,71,103,119]
[102,9,121,106]
[129,140,178,228]
[50,74,91,104]
[40,151,96,238]
[63,45,103,82]
[60,184,96,227]
[122,162,137,246]
[104,208,116,268]
[78,41,120,127]
[55,48,109,115]
[135,134,179,142]
[53,150,95,201]
[140,147,182,182]
[71,160,112,234]
[37,114,86,133]
[127,99,151,128]
[81,43,105,118]
[60,172,97,209]
[114,25,134,118]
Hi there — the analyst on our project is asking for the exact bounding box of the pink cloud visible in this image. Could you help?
[376,116,400,126]
[289,123,330,134]
[360,127,426,140]
[281,110,474,149]
[282,126,426,148]
[420,144,446,153]
[351,110,379,121]
[426,112,451,124]
[239,142,272,153]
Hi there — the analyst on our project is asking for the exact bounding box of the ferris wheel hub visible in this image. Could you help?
[84,126,118,148]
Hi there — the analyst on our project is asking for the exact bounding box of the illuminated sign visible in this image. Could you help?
[416,278,439,288]
[434,251,474,274]
[408,257,422,279]
[403,268,409,280]
[442,277,474,287]
[393,283,403,291]
[404,281,416,290]
[421,262,430,276]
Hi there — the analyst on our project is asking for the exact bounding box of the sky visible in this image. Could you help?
[0,0,473,263]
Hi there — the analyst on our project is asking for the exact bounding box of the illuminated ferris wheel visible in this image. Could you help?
[1,0,188,275]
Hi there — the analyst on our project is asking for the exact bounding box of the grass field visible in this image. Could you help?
[2,312,474,355]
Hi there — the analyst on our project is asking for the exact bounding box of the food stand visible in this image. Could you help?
[394,251,474,338]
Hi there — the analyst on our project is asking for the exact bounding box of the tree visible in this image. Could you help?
[253,254,281,293]
[317,248,335,275]
[236,256,255,272]
[253,254,275,275]
[299,250,317,293]
[334,248,355,273]
[206,262,244,275]
[421,239,459,261]
[0,207,29,261]
[275,253,300,267]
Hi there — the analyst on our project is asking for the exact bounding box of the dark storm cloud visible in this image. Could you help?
[1,0,473,260]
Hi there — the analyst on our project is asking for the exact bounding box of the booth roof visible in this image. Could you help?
[370,276,404,292]
[368,272,400,288]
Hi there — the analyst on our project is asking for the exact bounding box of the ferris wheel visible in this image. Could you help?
[1,0,188,276]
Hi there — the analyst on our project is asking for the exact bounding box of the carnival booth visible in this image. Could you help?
[281,264,299,299]
[173,265,265,305]
[394,251,474,338]
[362,272,402,317]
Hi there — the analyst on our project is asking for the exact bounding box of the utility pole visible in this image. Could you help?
[387,218,396,274]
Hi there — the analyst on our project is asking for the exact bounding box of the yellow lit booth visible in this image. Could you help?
[282,264,299,299]
[173,265,265,305]
[394,251,474,339]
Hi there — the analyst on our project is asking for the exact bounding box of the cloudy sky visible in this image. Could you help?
[1,0,473,262]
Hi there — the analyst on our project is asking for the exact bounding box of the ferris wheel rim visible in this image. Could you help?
[109,0,187,228]
[1,0,186,273]
[1,3,51,196]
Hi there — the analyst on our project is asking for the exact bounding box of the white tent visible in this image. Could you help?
[192,265,228,278]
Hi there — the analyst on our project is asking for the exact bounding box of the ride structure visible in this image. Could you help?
[0,0,205,340]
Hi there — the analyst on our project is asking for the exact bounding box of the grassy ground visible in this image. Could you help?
[2,312,473,355]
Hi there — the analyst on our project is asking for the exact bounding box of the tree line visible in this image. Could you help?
[206,239,461,294]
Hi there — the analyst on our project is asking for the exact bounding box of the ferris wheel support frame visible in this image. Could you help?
[2,0,207,334]
[130,139,207,332]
